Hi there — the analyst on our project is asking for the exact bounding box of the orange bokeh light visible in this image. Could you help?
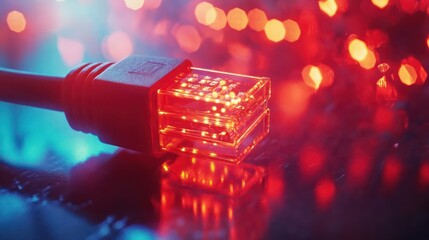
[124,0,145,10]
[195,1,217,26]
[209,7,227,30]
[227,8,248,31]
[247,8,267,32]
[371,0,389,9]
[174,25,201,53]
[359,49,377,69]
[7,10,26,33]
[302,64,335,90]
[398,64,417,86]
[318,0,338,17]
[398,56,427,86]
[283,19,301,42]
[348,38,368,62]
[264,19,286,43]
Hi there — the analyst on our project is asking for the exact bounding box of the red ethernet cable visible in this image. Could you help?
[0,55,270,163]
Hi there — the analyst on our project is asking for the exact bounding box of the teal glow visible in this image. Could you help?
[119,226,157,240]
[0,102,117,168]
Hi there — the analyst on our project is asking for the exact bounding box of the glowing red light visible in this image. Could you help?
[247,8,267,32]
[283,19,301,43]
[299,146,325,178]
[382,156,402,188]
[315,179,336,209]
[419,162,429,187]
[347,153,371,187]
[276,81,312,121]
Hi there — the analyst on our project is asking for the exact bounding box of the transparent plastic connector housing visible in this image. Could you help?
[158,68,270,163]
[162,156,266,197]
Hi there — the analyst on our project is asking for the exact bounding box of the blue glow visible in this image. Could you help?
[119,226,158,240]
[0,192,27,222]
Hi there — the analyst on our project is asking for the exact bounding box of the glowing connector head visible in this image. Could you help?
[158,68,270,162]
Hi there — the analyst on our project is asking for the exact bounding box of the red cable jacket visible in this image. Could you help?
[0,68,63,111]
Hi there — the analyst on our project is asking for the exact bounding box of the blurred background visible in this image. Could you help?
[1,0,429,239]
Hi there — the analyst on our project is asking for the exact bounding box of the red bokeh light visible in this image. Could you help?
[247,8,267,32]
[315,179,336,209]
[419,162,429,187]
[283,19,301,43]
[382,156,402,189]
[299,145,325,178]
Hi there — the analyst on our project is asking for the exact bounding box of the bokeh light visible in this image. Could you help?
[348,38,368,62]
[371,0,389,9]
[382,156,402,188]
[398,56,427,86]
[194,1,217,26]
[358,49,377,69]
[102,31,134,61]
[57,37,84,67]
[283,19,301,42]
[264,19,286,43]
[174,25,201,53]
[247,8,267,32]
[302,64,334,90]
[6,10,27,33]
[209,7,227,30]
[315,179,336,209]
[318,0,338,17]
[227,8,248,31]
[398,64,417,86]
[124,0,145,10]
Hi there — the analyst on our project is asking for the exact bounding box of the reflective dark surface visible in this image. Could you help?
[1,94,429,239]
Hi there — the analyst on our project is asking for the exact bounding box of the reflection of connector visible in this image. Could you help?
[162,156,266,197]
[159,68,270,162]
[0,55,270,161]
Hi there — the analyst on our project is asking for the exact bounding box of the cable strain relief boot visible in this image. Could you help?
[62,55,192,157]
